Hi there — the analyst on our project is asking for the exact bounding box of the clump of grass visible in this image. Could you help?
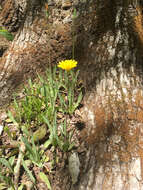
[0,60,83,189]
[11,61,82,126]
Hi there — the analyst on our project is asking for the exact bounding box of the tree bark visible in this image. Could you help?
[0,0,143,189]
[75,0,143,189]
[0,0,73,105]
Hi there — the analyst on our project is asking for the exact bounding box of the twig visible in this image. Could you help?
[14,138,26,189]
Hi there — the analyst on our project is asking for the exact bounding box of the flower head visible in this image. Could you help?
[58,60,77,71]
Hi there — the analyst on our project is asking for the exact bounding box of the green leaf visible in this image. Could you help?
[4,126,13,139]
[33,126,47,142]
[0,158,14,173]
[40,85,47,98]
[58,93,67,113]
[38,74,45,83]
[21,136,37,162]
[28,79,34,94]
[68,142,75,151]
[44,139,52,149]
[0,183,6,190]
[31,137,41,166]
[68,87,72,110]
[46,11,49,18]
[9,156,15,166]
[7,187,15,190]
[73,91,82,111]
[0,30,14,41]
[0,174,13,187]
[7,111,18,126]
[18,184,24,190]
[22,159,35,183]
[73,8,77,19]
[39,172,51,190]
[42,115,54,134]
[21,126,30,137]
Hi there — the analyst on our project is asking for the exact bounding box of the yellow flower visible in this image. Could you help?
[58,60,77,71]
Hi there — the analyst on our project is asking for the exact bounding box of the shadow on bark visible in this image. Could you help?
[73,1,143,189]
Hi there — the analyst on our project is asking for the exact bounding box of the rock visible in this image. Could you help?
[68,152,80,184]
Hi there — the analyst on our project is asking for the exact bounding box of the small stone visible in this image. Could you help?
[68,152,80,184]
[0,125,3,135]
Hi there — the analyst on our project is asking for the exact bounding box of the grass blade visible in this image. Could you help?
[0,183,6,190]
[73,91,82,111]
[39,172,51,189]
[7,111,18,125]
[0,158,14,173]
[0,29,14,41]
[22,159,35,184]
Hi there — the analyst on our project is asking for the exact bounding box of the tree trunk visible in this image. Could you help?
[75,0,143,190]
[0,0,73,106]
[0,0,143,189]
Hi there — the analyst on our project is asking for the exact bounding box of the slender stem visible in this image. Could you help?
[72,8,77,59]
[14,139,25,189]
[72,36,75,60]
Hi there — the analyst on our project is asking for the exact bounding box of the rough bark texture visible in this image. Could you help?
[0,0,73,105]
[75,0,143,189]
[0,0,143,189]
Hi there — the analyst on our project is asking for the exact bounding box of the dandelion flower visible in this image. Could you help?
[58,60,77,71]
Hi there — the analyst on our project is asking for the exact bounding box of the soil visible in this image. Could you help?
[0,88,87,190]
[0,1,92,189]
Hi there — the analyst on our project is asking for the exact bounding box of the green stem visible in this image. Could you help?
[72,36,75,60]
